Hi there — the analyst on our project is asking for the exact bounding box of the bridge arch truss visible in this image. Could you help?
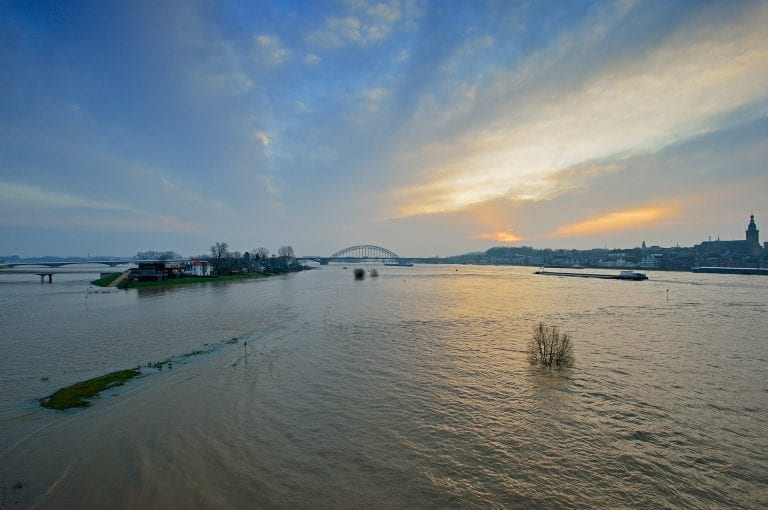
[330,245,400,260]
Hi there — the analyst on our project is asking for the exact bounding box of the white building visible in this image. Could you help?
[184,259,213,277]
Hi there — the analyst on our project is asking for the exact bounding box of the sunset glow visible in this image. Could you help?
[553,205,681,238]
[1,1,766,255]
[474,230,524,243]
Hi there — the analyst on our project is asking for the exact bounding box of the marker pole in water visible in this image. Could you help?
[244,340,248,364]
[666,289,669,301]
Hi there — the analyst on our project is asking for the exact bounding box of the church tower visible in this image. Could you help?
[746,214,759,245]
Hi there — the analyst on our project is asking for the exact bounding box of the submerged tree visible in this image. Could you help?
[528,322,574,368]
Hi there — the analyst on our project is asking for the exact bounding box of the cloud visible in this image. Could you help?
[474,230,524,243]
[257,173,279,196]
[392,2,768,218]
[293,100,311,113]
[251,131,270,147]
[307,0,419,49]
[394,48,411,63]
[308,16,363,48]
[191,63,254,96]
[167,6,255,97]
[441,34,494,74]
[304,53,322,65]
[125,166,233,217]
[0,181,196,232]
[0,182,126,211]
[364,1,402,42]
[361,87,392,112]
[254,34,290,65]
[552,203,681,238]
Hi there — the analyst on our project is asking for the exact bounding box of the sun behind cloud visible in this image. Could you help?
[474,230,524,243]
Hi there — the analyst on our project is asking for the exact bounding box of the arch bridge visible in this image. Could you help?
[298,245,411,265]
[330,245,400,259]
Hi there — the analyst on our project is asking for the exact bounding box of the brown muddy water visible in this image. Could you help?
[1,265,766,508]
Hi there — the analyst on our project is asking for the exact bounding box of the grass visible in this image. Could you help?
[40,335,248,411]
[40,369,141,409]
[90,273,122,287]
[126,273,266,288]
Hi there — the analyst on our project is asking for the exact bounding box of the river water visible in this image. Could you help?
[0,265,766,508]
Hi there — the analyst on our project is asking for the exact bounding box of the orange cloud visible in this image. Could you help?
[553,204,680,237]
[474,230,524,243]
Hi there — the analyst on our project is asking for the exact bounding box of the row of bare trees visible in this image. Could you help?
[208,242,297,274]
[135,250,182,260]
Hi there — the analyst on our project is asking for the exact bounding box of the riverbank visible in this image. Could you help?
[91,272,270,289]
[127,273,269,288]
[90,272,127,287]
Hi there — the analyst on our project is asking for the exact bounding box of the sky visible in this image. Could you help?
[1,0,767,258]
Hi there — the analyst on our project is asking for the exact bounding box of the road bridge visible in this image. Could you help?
[297,245,412,265]
[0,260,140,268]
[0,261,144,283]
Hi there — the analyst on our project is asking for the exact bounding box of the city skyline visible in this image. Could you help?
[2,1,767,257]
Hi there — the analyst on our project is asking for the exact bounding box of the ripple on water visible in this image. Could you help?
[1,266,767,508]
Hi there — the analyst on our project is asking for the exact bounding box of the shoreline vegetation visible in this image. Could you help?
[91,271,279,289]
[127,273,268,288]
[90,273,125,287]
[40,337,243,410]
[40,369,141,409]
[89,242,308,289]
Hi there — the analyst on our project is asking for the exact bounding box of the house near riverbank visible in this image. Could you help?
[137,260,213,281]
[137,262,183,282]
[184,259,213,277]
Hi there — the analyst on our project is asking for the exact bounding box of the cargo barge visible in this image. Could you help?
[691,267,768,276]
[534,270,648,280]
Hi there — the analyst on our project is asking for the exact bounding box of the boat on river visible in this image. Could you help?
[691,267,768,276]
[617,270,649,280]
[535,269,648,280]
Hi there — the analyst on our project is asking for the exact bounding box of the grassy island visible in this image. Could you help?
[40,368,141,409]
[125,273,267,288]
[40,336,247,410]
[91,272,272,289]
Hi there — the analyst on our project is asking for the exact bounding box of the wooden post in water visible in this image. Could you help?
[244,340,248,364]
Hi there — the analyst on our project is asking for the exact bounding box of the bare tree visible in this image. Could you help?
[528,322,574,367]
[136,250,181,260]
[274,246,294,270]
[210,242,229,272]
[254,247,269,260]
